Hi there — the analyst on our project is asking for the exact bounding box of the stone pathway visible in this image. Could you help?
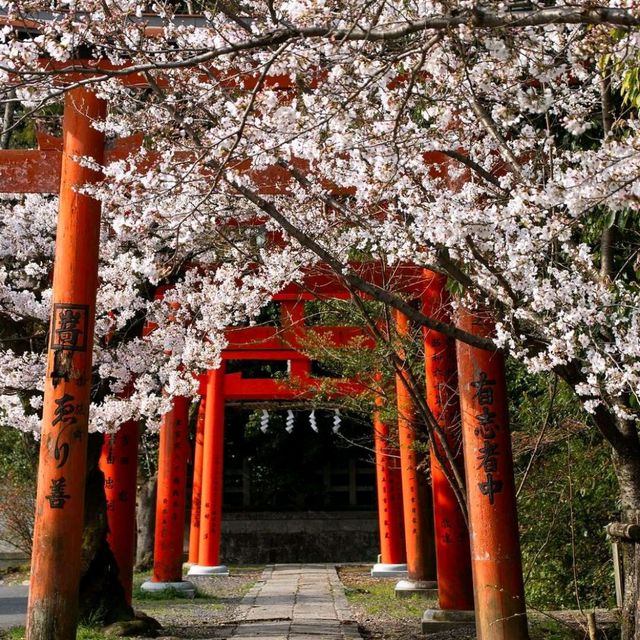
[230,564,362,639]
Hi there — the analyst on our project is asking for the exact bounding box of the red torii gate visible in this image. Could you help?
[0,65,528,640]
[141,267,440,593]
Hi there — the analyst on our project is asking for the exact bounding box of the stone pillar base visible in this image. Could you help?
[140,580,196,598]
[187,564,229,577]
[421,609,475,633]
[370,563,408,578]
[394,579,438,598]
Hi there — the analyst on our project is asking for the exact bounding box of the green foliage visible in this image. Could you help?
[0,427,37,554]
[528,617,586,640]
[509,364,617,609]
[3,101,63,150]
[0,427,38,483]
[304,299,381,327]
[620,63,640,109]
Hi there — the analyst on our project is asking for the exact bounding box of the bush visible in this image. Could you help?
[509,364,618,609]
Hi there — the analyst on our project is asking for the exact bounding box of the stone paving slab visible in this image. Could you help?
[230,564,362,639]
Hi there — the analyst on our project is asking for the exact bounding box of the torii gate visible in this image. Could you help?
[138,264,453,598]
[0,50,528,640]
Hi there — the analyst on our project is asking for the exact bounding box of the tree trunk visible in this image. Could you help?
[78,434,134,625]
[135,473,157,571]
[613,445,640,640]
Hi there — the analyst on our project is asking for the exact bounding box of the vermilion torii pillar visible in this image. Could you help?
[421,273,475,632]
[187,397,207,565]
[456,309,528,640]
[26,88,106,640]
[394,310,437,597]
[371,387,407,578]
[188,365,229,576]
[141,396,195,596]
[99,420,139,605]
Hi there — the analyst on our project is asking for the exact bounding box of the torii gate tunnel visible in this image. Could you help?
[0,62,528,640]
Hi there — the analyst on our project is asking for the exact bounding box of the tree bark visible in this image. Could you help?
[135,473,157,571]
[78,434,134,626]
[612,437,640,640]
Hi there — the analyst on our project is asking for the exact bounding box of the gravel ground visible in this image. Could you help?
[337,565,621,640]
[1,563,622,639]
[337,566,473,640]
[135,568,263,639]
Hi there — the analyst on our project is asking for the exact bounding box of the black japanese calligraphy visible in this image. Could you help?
[53,394,78,427]
[478,474,503,505]
[52,393,80,468]
[46,477,71,509]
[473,369,503,505]
[51,303,89,352]
[471,371,496,405]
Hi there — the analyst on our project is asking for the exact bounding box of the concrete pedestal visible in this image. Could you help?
[422,609,475,634]
[394,579,438,598]
[140,580,196,598]
[187,564,229,577]
[370,563,408,578]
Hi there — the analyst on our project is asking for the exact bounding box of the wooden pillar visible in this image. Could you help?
[141,396,194,595]
[188,397,206,564]
[26,88,106,640]
[456,308,528,639]
[99,420,139,605]
[188,365,228,576]
[394,310,437,595]
[371,385,407,577]
[423,273,474,612]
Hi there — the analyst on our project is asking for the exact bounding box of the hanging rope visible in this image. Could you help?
[309,409,318,432]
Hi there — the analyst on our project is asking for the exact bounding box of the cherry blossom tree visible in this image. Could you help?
[2,0,640,636]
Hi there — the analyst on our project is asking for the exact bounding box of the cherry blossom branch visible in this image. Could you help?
[3,6,639,85]
[439,149,505,190]
[225,170,496,351]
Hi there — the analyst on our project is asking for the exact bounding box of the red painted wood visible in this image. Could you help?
[456,309,528,639]
[152,396,190,583]
[394,310,437,583]
[222,371,364,400]
[422,272,473,611]
[0,133,147,193]
[26,88,106,640]
[99,420,139,604]
[188,398,206,564]
[198,368,225,567]
[373,388,406,565]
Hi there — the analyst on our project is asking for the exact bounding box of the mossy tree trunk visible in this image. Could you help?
[135,472,156,572]
[78,433,134,626]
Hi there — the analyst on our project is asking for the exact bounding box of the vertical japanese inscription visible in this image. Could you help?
[472,371,503,504]
[51,304,89,352]
[51,393,82,469]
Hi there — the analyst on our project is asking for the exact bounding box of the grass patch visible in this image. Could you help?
[342,578,436,620]
[2,626,109,640]
[529,618,581,640]
[131,571,199,601]
[132,584,198,601]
